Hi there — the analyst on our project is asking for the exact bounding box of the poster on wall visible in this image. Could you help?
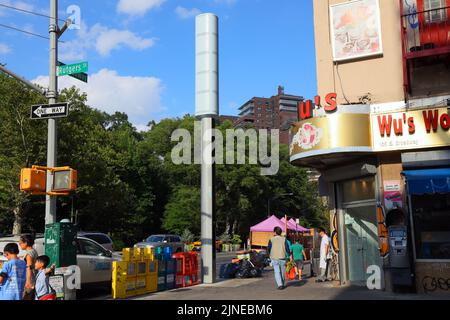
[330,0,383,61]
[384,181,403,211]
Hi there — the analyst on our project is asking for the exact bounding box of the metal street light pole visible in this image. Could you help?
[45,0,58,225]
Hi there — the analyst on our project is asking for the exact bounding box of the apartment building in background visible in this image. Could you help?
[235,86,303,145]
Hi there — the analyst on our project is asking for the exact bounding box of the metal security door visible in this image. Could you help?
[344,211,365,282]
[344,205,379,284]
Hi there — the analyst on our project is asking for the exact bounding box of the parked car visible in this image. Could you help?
[0,235,121,287]
[77,232,115,251]
[134,234,184,253]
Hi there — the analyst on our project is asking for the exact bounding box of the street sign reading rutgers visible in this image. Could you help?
[58,61,88,76]
[57,61,88,83]
[31,103,69,120]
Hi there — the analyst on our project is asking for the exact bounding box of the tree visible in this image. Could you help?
[0,74,326,246]
[0,73,47,234]
[163,187,201,235]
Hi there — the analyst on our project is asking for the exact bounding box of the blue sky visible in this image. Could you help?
[0,0,317,130]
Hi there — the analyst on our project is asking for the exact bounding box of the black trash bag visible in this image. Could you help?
[249,267,263,278]
[235,260,263,279]
[235,260,252,279]
[219,263,240,279]
[249,251,271,270]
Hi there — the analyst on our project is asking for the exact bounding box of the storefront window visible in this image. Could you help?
[341,176,376,204]
[412,194,450,260]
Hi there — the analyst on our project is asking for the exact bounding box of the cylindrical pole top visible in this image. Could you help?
[195,13,219,118]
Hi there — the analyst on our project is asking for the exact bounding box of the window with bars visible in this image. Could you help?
[424,0,447,23]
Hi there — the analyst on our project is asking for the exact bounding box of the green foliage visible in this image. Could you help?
[219,232,230,243]
[231,234,242,245]
[0,74,326,246]
[163,187,201,236]
[181,229,195,244]
[113,239,126,251]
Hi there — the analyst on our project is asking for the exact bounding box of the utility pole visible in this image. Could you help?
[196,13,218,284]
[45,0,58,225]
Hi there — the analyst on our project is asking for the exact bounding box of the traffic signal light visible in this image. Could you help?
[20,168,46,194]
[20,166,78,195]
[52,168,77,193]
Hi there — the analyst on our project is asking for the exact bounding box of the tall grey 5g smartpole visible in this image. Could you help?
[195,13,218,284]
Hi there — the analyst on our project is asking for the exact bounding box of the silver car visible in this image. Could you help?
[134,234,184,253]
[77,232,115,252]
[0,236,121,287]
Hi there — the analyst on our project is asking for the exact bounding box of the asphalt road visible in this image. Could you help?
[78,251,238,300]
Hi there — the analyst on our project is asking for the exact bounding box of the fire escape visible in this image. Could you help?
[400,0,450,99]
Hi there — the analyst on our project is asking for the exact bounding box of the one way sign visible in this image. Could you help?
[31,103,69,120]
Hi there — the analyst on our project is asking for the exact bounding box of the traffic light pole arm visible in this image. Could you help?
[0,64,47,96]
[57,19,72,39]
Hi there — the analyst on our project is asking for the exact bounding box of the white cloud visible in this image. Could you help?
[175,6,202,19]
[134,123,152,132]
[0,0,34,16]
[117,0,165,17]
[0,43,11,54]
[96,29,155,56]
[32,69,164,123]
[14,1,34,11]
[60,23,155,61]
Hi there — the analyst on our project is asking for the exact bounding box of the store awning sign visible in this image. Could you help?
[403,169,450,195]
[290,113,372,162]
[299,93,337,120]
[372,108,450,152]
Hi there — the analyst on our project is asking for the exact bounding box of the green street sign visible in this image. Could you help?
[57,61,88,83]
[58,61,88,77]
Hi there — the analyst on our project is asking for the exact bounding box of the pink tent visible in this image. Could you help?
[250,216,309,233]
[289,218,309,232]
[250,215,285,232]
[280,217,309,232]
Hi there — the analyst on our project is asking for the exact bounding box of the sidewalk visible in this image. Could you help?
[128,268,449,301]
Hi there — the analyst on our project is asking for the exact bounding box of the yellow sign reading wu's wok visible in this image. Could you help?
[371,108,450,152]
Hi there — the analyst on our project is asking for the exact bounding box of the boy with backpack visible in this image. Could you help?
[34,255,56,300]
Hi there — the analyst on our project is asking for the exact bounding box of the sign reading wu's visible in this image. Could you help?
[371,107,450,152]
[31,103,69,120]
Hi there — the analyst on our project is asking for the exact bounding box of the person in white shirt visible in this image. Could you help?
[316,227,331,283]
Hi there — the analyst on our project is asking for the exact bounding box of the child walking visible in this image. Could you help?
[34,256,56,300]
[0,243,27,300]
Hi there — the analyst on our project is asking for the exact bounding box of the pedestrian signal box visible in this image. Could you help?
[20,166,78,195]
[20,168,46,194]
[52,168,77,193]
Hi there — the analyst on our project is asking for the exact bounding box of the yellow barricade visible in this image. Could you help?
[112,247,158,299]
[122,248,132,262]
[144,247,155,260]
[146,259,158,292]
[133,248,144,261]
